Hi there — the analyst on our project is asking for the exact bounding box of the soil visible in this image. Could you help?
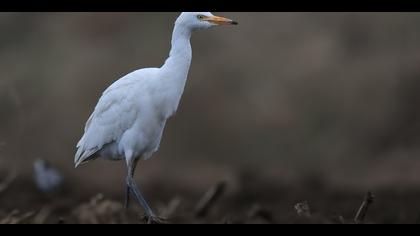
[1,170,419,224]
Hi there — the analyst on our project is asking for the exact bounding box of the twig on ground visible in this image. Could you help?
[0,209,36,224]
[194,181,227,218]
[354,191,375,224]
[159,197,182,219]
[33,206,52,224]
[0,171,17,195]
[337,215,346,224]
[0,210,19,224]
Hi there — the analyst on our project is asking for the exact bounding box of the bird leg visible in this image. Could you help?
[126,177,164,224]
[125,158,164,224]
[124,157,140,209]
[124,185,130,209]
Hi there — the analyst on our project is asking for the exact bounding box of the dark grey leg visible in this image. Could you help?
[126,177,155,217]
[125,157,164,224]
[124,185,130,209]
[124,158,137,209]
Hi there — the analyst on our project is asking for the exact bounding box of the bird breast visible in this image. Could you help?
[150,71,189,121]
[151,83,184,121]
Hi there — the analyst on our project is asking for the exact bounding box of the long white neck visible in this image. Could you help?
[162,23,193,77]
[157,23,193,119]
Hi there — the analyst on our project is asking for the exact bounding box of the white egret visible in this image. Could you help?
[34,159,63,194]
[74,12,237,223]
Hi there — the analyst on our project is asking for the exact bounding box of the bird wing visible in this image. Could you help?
[75,75,141,167]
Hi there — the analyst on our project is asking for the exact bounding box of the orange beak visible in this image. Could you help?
[205,15,238,25]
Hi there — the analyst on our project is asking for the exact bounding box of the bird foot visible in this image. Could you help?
[142,214,166,224]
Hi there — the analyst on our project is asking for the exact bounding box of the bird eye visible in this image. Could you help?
[197,15,205,20]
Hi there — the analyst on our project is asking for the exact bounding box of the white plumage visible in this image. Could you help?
[74,12,237,223]
[34,159,63,193]
[75,68,166,165]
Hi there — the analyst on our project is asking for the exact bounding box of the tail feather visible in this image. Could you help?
[74,146,99,168]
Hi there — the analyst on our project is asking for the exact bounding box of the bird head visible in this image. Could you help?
[176,12,238,31]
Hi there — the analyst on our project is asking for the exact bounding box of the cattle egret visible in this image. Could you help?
[34,159,63,194]
[75,12,237,223]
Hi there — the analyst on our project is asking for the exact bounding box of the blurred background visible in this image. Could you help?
[1,12,420,223]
